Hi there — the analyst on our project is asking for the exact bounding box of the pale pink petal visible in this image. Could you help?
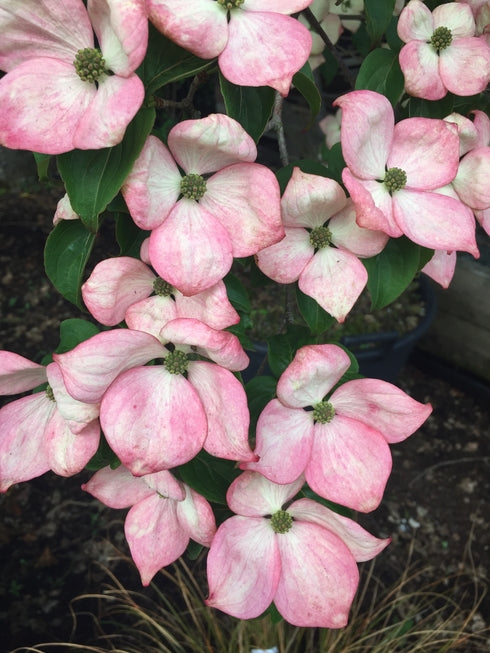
[0,0,90,69]
[146,0,227,59]
[168,114,257,175]
[475,207,490,235]
[397,0,434,42]
[100,366,207,475]
[470,109,490,148]
[329,201,388,258]
[275,521,358,628]
[149,201,234,296]
[73,73,144,150]
[241,399,313,485]
[125,494,189,585]
[0,351,46,394]
[0,59,93,154]
[298,247,368,322]
[276,345,351,409]
[393,189,478,255]
[220,11,311,95]
[389,118,459,189]
[46,413,100,477]
[227,471,305,518]
[47,362,99,434]
[202,163,284,257]
[334,90,393,179]
[244,0,312,12]
[256,228,313,284]
[53,193,79,225]
[0,394,52,491]
[342,170,402,237]
[289,498,390,562]
[188,362,255,462]
[433,2,476,35]
[160,318,249,371]
[206,516,280,619]
[280,168,347,229]
[122,135,182,230]
[444,112,479,156]
[144,470,186,501]
[422,251,457,288]
[306,417,392,512]
[453,147,490,210]
[125,295,179,338]
[398,41,446,100]
[82,465,156,509]
[82,257,155,326]
[89,0,148,75]
[439,38,490,96]
[54,330,164,404]
[175,281,240,330]
[331,378,432,443]
[175,486,216,547]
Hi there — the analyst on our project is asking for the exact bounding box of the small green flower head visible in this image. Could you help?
[163,349,189,375]
[309,225,333,250]
[384,167,407,194]
[45,384,55,402]
[270,509,293,534]
[217,0,244,9]
[73,48,107,83]
[153,278,174,297]
[430,26,452,53]
[180,173,207,201]
[313,400,335,424]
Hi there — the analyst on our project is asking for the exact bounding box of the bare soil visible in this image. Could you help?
[0,190,489,651]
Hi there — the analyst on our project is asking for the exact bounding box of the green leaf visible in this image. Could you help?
[364,0,396,45]
[223,272,251,313]
[407,94,455,119]
[177,451,240,504]
[55,318,100,354]
[32,153,51,182]
[292,63,322,124]
[355,48,404,107]
[324,142,346,186]
[115,212,150,258]
[296,287,335,336]
[267,325,312,378]
[245,375,277,434]
[44,220,96,308]
[219,73,275,142]
[85,433,120,472]
[139,24,213,94]
[363,237,428,309]
[57,107,155,231]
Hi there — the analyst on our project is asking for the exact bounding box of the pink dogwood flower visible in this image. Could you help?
[122,115,284,296]
[83,464,216,585]
[54,322,255,475]
[256,168,387,322]
[334,90,479,256]
[206,471,389,627]
[0,352,99,492]
[0,0,147,154]
[397,0,490,100]
[82,256,239,334]
[146,0,312,96]
[242,345,432,512]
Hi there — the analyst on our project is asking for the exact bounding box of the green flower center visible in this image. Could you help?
[270,510,293,534]
[45,384,55,402]
[217,0,244,9]
[163,349,189,375]
[309,225,332,250]
[430,26,452,53]
[73,48,107,83]
[384,167,407,194]
[313,400,335,424]
[153,278,174,297]
[180,174,207,201]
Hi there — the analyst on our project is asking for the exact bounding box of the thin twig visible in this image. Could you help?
[266,92,289,167]
[409,456,490,487]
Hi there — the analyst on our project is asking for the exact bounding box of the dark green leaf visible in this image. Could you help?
[267,325,312,378]
[57,107,155,232]
[292,63,322,124]
[245,374,277,434]
[355,48,404,107]
[44,220,95,308]
[177,451,240,504]
[385,15,404,53]
[139,24,213,94]
[407,94,455,119]
[55,318,100,354]
[219,73,275,142]
[115,212,150,257]
[324,142,346,186]
[33,153,51,182]
[363,237,427,309]
[223,272,251,313]
[296,287,335,336]
[364,0,396,45]
[85,433,120,472]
